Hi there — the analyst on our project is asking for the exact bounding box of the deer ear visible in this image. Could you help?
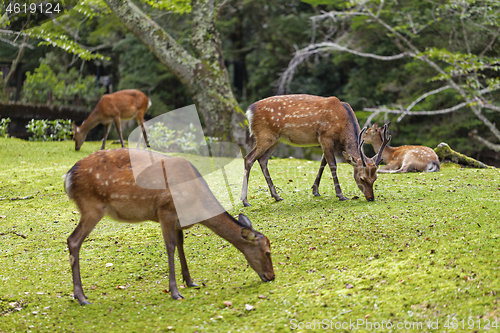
[238,214,252,229]
[373,123,378,129]
[241,228,257,241]
[342,151,358,166]
[72,123,77,131]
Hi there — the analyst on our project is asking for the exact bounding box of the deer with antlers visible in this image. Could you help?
[65,148,274,304]
[72,89,151,151]
[363,123,440,173]
[241,94,391,206]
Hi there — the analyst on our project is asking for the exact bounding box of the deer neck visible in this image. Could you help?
[78,110,102,136]
[370,135,395,160]
[344,124,363,161]
[201,213,247,252]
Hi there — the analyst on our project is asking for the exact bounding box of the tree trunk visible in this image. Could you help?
[103,0,247,149]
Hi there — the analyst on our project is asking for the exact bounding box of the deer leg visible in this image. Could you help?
[159,209,183,300]
[113,118,126,148]
[241,140,277,207]
[175,229,198,287]
[312,155,327,196]
[101,124,111,150]
[321,143,348,201]
[258,142,282,202]
[67,206,105,305]
[136,118,150,149]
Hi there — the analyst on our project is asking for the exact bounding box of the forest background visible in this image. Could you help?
[1,0,499,166]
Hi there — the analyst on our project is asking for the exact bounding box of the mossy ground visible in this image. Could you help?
[0,138,499,332]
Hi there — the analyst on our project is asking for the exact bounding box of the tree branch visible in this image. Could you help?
[364,101,469,115]
[0,36,34,49]
[277,42,410,94]
[103,0,198,86]
[469,130,500,152]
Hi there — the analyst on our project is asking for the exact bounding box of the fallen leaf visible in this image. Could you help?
[365,314,371,319]
[116,285,126,289]
[245,304,254,311]
[258,295,267,299]
[90,285,96,290]
[223,301,232,307]
[352,196,359,200]
[105,263,113,267]
[0,215,6,218]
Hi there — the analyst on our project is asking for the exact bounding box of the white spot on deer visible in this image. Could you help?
[88,168,93,173]
[271,108,274,112]
[278,113,281,116]
[105,181,109,186]
[96,173,100,180]
[111,193,119,199]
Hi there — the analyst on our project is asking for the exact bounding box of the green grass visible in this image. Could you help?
[0,137,499,332]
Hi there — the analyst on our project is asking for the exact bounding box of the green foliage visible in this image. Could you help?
[0,118,10,138]
[141,0,192,14]
[26,119,73,141]
[22,61,104,106]
[149,122,204,153]
[0,139,499,331]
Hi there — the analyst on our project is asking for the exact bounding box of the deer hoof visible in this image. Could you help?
[187,282,199,288]
[172,294,185,300]
[338,196,349,201]
[79,300,92,306]
[242,200,252,207]
[274,197,283,202]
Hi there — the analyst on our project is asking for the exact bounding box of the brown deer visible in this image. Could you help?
[363,123,440,173]
[72,89,151,151]
[241,94,391,206]
[65,148,274,304]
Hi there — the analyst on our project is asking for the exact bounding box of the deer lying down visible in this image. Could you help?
[363,123,440,173]
[241,94,391,206]
[72,89,151,151]
[64,148,274,304]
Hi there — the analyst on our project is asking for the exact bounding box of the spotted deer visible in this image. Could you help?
[65,148,274,304]
[241,94,391,206]
[363,123,440,173]
[72,89,151,151]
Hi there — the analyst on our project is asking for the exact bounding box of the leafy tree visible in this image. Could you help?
[280,0,500,163]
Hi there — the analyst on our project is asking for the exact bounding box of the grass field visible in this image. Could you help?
[0,137,499,332]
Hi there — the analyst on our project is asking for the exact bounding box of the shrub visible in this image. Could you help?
[149,122,206,153]
[0,118,10,138]
[26,119,73,141]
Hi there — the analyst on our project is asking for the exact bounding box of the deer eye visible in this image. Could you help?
[266,252,271,257]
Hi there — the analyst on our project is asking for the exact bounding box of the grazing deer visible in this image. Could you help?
[65,148,274,304]
[363,123,440,173]
[72,89,151,151]
[241,94,391,206]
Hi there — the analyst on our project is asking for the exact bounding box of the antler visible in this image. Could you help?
[358,127,368,167]
[375,123,392,166]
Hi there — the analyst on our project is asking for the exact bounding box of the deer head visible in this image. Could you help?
[237,214,274,282]
[343,124,391,201]
[72,123,86,151]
